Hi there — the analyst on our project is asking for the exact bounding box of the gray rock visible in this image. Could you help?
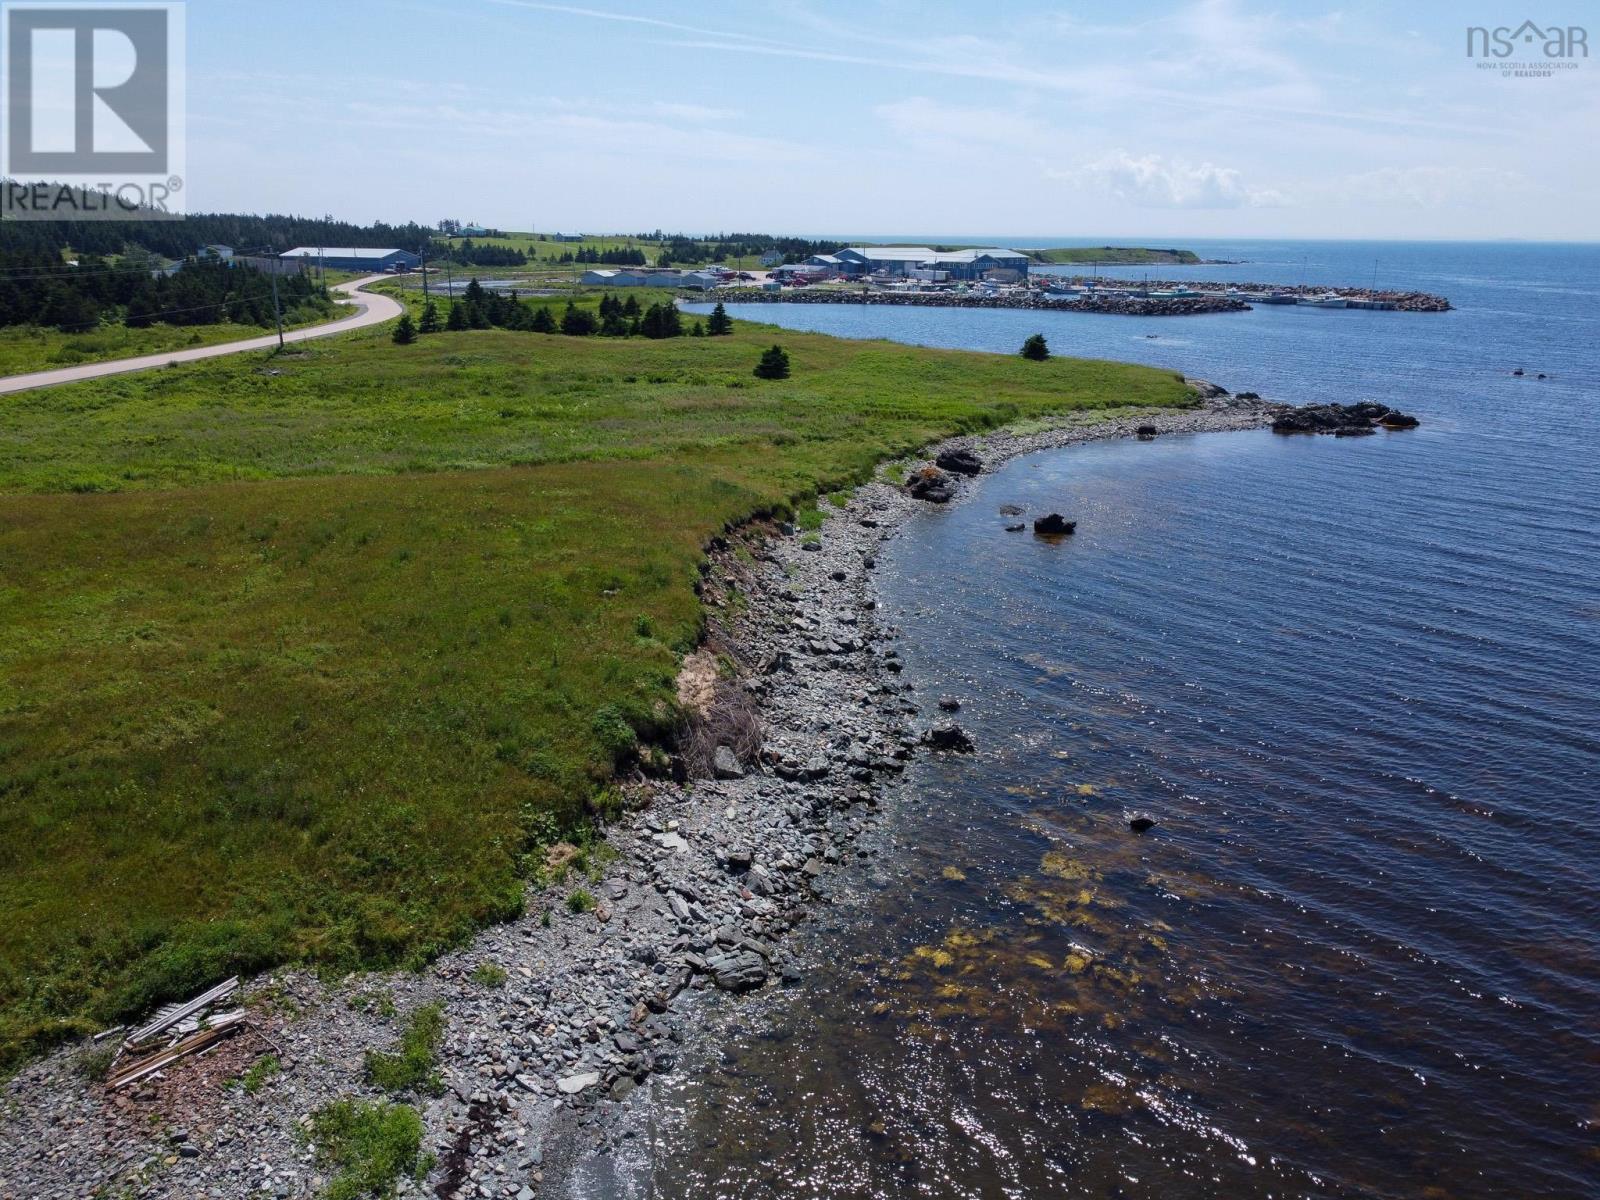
[703,951,768,993]
[558,1071,601,1095]
[712,746,744,779]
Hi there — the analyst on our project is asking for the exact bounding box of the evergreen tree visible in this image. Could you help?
[706,301,733,335]
[530,305,557,333]
[691,320,705,336]
[446,300,469,331]
[753,344,791,379]
[418,300,441,334]
[621,295,640,318]
[639,302,683,339]
[1020,333,1050,361]
[392,313,418,344]
[560,301,597,336]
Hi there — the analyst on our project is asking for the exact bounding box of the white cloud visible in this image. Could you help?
[1071,151,1286,209]
[1336,165,1532,208]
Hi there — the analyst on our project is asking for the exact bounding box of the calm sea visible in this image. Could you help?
[638,241,1600,1199]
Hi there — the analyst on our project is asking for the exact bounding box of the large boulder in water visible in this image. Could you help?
[935,448,983,476]
[1033,513,1077,536]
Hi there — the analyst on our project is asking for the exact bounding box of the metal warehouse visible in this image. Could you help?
[831,246,1029,280]
[279,247,421,272]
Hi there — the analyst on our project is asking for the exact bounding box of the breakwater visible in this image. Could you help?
[709,286,1250,317]
[1047,275,1453,311]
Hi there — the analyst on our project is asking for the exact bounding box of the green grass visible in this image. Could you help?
[307,1097,429,1200]
[0,310,1193,1071]
[0,314,333,377]
[363,1002,444,1095]
[439,232,770,270]
[240,1052,281,1094]
[469,962,507,988]
[1022,246,1202,265]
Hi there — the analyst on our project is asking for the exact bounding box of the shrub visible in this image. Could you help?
[307,1097,429,1200]
[1020,333,1049,361]
[567,888,595,914]
[754,344,790,379]
[589,704,636,763]
[364,1002,444,1095]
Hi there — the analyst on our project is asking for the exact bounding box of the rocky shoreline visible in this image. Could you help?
[710,286,1250,317]
[0,390,1274,1200]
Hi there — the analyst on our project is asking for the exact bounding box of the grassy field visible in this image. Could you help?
[439,233,771,271]
[0,310,1195,1070]
[0,312,336,377]
[1023,246,1202,265]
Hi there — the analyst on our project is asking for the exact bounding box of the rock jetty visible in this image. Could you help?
[1046,276,1452,312]
[709,287,1249,317]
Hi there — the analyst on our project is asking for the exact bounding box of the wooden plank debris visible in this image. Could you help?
[124,976,238,1047]
[104,977,250,1091]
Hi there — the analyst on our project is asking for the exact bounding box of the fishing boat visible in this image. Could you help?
[1298,292,1350,308]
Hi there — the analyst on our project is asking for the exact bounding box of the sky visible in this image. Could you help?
[185,0,1598,240]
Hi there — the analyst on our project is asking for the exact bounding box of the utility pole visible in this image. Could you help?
[446,258,455,298]
[420,242,430,300]
[268,249,285,350]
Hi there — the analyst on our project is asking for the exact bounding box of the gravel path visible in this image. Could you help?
[0,275,403,396]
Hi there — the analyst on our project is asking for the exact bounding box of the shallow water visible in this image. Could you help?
[624,242,1600,1198]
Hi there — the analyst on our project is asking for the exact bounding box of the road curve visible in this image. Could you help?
[0,274,405,396]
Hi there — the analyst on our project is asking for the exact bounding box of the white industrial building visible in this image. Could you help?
[581,268,719,290]
[830,246,1029,281]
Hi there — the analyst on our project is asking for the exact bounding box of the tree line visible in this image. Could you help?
[0,248,329,332]
[397,282,736,343]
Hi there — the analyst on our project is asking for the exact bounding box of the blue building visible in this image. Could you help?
[280,246,421,272]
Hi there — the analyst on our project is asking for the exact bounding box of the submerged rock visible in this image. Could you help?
[1135,424,1160,438]
[1033,514,1077,536]
[923,724,975,753]
[1005,522,1026,532]
[999,504,1024,516]
[1127,813,1157,833]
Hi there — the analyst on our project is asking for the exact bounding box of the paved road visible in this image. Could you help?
[0,274,405,396]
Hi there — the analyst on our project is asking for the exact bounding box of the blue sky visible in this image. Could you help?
[187,0,1596,239]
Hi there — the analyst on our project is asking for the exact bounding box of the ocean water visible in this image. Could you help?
[643,242,1600,1199]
